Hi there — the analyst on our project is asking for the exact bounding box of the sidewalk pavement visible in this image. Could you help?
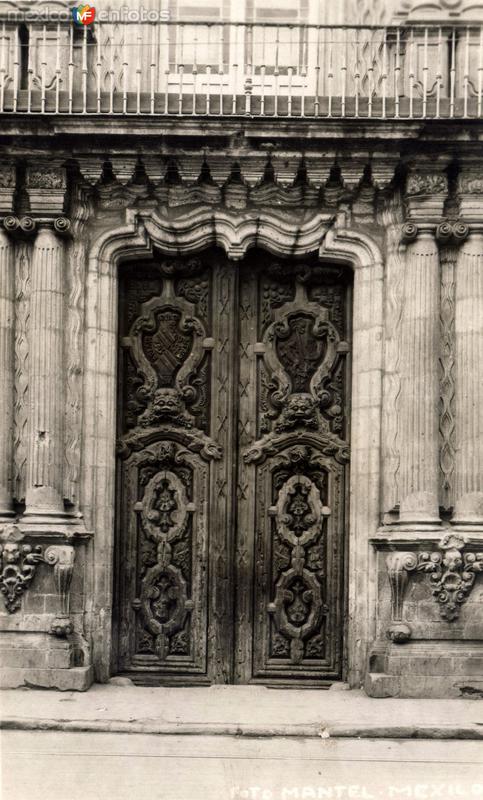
[1,681,483,739]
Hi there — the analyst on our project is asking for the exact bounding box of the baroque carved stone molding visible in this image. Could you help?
[386,534,483,642]
[77,153,397,218]
[0,525,76,635]
[0,525,43,613]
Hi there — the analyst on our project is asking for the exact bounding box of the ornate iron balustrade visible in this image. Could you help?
[0,20,481,118]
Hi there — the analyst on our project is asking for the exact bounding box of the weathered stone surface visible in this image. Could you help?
[0,665,94,691]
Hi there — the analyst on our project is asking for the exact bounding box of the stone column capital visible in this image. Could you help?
[35,217,72,238]
[2,216,36,237]
[435,220,470,246]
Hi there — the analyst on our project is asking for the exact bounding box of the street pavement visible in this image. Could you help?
[2,730,483,800]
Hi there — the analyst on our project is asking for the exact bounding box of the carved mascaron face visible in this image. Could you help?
[1,542,21,564]
[152,388,183,416]
[285,394,316,419]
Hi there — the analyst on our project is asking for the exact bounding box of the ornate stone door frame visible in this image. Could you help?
[81,207,383,685]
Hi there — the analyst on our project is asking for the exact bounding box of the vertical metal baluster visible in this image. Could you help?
[245,24,252,115]
[0,23,6,113]
[232,23,238,115]
[206,25,211,115]
[54,24,61,113]
[449,27,456,118]
[463,25,470,118]
[435,26,442,118]
[178,25,184,115]
[355,29,360,118]
[368,31,374,118]
[300,25,307,117]
[26,24,32,113]
[287,26,293,116]
[13,26,19,113]
[394,27,400,119]
[108,31,114,114]
[68,23,74,114]
[260,24,266,116]
[274,25,280,117]
[341,26,347,118]
[136,26,142,113]
[164,23,170,115]
[219,23,224,115]
[40,25,46,113]
[122,29,128,114]
[382,27,388,119]
[478,26,483,118]
[96,24,102,113]
[315,24,322,117]
[422,26,428,118]
[192,23,198,114]
[150,22,156,115]
[408,27,414,119]
[82,25,88,113]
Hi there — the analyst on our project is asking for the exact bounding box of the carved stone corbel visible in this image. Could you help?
[44,545,75,637]
[386,552,417,643]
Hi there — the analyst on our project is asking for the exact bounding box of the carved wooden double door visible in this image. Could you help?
[114,250,350,685]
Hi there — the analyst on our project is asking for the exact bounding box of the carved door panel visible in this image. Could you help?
[114,253,236,683]
[114,253,350,685]
[235,259,350,683]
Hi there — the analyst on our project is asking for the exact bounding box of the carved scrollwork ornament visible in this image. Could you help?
[400,221,419,244]
[452,221,470,242]
[3,216,36,236]
[268,468,330,664]
[53,216,72,235]
[44,545,75,637]
[0,528,76,634]
[3,215,19,232]
[0,525,44,613]
[19,216,36,233]
[435,220,453,243]
[386,552,418,644]
[436,220,470,245]
[386,536,483,642]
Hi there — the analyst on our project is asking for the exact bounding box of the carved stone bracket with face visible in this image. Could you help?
[0,525,44,614]
[386,534,483,643]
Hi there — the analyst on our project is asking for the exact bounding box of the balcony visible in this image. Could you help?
[0,20,482,119]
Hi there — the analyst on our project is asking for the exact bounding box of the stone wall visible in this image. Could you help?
[0,127,482,696]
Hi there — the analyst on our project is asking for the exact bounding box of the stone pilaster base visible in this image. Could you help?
[0,632,94,691]
[365,641,483,698]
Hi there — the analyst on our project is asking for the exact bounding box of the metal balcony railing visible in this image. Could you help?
[0,20,482,119]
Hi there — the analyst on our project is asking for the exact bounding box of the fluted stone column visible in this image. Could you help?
[453,231,483,522]
[398,224,441,524]
[0,229,15,517]
[25,225,65,517]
